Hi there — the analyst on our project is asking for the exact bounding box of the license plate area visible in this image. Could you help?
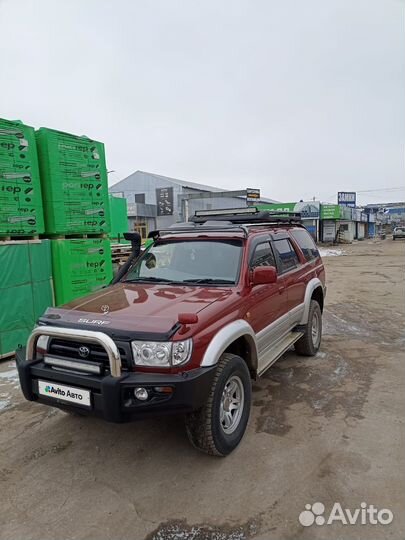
[38,380,91,408]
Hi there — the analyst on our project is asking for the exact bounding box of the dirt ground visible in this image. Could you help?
[0,239,404,540]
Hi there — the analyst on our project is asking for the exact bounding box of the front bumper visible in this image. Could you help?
[16,348,216,422]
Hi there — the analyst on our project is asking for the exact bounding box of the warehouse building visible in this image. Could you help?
[109,170,277,237]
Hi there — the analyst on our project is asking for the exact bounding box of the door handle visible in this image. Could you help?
[278,285,286,294]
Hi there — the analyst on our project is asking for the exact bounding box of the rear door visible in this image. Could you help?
[271,236,305,327]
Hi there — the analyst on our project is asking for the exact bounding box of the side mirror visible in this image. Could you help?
[123,232,141,258]
[144,253,156,269]
[252,266,278,285]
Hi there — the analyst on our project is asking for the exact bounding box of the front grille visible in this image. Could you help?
[48,339,131,372]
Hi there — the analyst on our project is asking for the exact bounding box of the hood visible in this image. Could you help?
[41,282,232,336]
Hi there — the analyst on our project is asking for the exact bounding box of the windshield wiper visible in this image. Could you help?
[182,278,235,284]
[123,277,176,283]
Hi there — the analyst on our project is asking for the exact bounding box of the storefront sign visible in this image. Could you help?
[156,187,174,216]
[258,201,320,218]
[338,192,356,207]
[246,188,260,202]
[320,204,340,220]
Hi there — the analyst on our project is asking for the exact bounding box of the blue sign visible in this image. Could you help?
[338,192,356,207]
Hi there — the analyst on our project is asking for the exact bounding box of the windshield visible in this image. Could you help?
[122,239,242,285]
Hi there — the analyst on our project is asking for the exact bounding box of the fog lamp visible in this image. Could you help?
[134,387,149,401]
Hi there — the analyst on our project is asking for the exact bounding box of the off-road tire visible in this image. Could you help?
[185,353,251,456]
[294,299,322,356]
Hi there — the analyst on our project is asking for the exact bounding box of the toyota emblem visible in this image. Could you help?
[78,346,90,358]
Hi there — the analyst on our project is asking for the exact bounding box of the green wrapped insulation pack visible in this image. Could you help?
[35,128,110,234]
[51,238,113,305]
[0,118,45,236]
[0,240,53,357]
[109,195,128,241]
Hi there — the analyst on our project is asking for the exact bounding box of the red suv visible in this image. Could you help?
[17,208,326,456]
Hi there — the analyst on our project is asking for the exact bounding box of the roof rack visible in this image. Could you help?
[147,208,302,239]
[148,224,249,238]
[191,207,302,224]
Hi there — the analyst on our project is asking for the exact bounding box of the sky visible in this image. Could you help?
[1,0,404,205]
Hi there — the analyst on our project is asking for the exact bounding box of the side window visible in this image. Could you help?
[273,239,300,272]
[290,229,319,262]
[251,242,276,268]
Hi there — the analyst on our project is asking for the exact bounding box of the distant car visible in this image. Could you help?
[393,227,405,240]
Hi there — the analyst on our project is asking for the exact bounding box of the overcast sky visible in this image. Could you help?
[1,0,404,205]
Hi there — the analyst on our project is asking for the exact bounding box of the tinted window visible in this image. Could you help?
[251,242,276,268]
[273,239,300,272]
[290,229,319,262]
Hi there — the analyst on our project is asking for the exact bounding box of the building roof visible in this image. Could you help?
[365,202,405,209]
[109,170,278,203]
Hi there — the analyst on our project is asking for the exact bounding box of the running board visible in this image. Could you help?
[257,331,304,377]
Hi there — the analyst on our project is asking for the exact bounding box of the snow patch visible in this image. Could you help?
[319,248,344,257]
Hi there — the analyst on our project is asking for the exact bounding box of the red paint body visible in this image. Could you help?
[48,226,325,373]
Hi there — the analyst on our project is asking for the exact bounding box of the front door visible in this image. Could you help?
[245,239,290,371]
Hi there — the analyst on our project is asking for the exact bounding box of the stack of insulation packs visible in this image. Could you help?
[0,118,44,236]
[35,128,110,235]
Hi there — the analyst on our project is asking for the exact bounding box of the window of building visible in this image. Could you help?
[135,193,145,204]
[290,229,320,262]
[273,239,300,272]
[251,242,276,268]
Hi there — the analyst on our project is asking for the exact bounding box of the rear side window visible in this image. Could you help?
[290,229,319,262]
[273,239,300,273]
[251,242,276,268]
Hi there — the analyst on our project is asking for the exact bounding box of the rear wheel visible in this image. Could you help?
[185,353,251,456]
[294,299,322,356]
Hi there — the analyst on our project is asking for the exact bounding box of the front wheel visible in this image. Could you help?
[185,353,252,456]
[294,299,322,356]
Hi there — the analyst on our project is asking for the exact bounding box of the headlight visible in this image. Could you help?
[131,339,192,367]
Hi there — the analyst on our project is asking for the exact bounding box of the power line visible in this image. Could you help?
[356,187,405,193]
